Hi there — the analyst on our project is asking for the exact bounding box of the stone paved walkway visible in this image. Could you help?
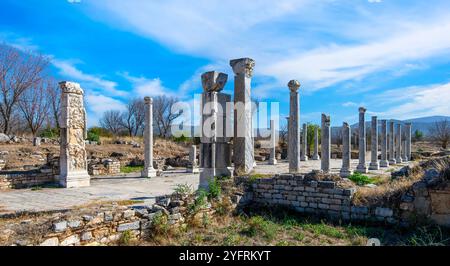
[0,159,412,215]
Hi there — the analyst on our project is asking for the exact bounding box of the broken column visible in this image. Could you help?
[312,127,320,160]
[188,145,199,173]
[395,124,403,163]
[269,119,277,165]
[380,119,389,167]
[340,122,353,177]
[33,137,41,146]
[301,123,308,161]
[356,107,368,173]
[59,81,90,188]
[199,71,232,189]
[288,80,301,173]
[142,97,157,178]
[231,58,255,175]
[321,114,331,173]
[389,121,396,164]
[405,123,412,161]
[369,116,379,170]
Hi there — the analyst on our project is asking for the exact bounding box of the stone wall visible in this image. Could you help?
[3,194,216,246]
[248,174,397,224]
[244,173,450,227]
[88,159,121,176]
[0,170,57,190]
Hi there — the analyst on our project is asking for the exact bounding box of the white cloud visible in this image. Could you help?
[342,101,359,107]
[52,59,127,97]
[119,72,172,97]
[370,83,450,119]
[85,93,126,126]
[368,0,382,3]
[86,1,450,93]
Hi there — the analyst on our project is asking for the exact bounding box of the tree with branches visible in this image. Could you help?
[100,110,123,135]
[153,95,182,138]
[429,119,450,149]
[0,44,49,134]
[121,97,145,137]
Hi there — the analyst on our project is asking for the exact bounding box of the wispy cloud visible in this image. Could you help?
[119,72,172,97]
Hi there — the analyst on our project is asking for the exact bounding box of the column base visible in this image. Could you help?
[369,162,380,170]
[59,170,91,188]
[200,167,232,189]
[396,157,403,163]
[312,154,320,160]
[389,159,397,164]
[380,160,389,167]
[340,169,353,178]
[187,167,200,174]
[356,164,368,173]
[300,156,308,161]
[141,168,157,178]
[402,156,408,162]
[268,158,277,165]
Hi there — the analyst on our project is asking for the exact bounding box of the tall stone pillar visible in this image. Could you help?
[405,123,412,161]
[321,114,331,173]
[59,81,90,188]
[200,71,232,189]
[301,123,308,161]
[356,107,368,173]
[340,122,353,177]
[231,58,255,175]
[142,97,157,178]
[402,137,408,162]
[269,119,277,165]
[312,127,320,160]
[288,80,301,173]
[188,145,199,173]
[395,124,403,163]
[380,119,389,167]
[369,116,379,170]
[389,121,396,164]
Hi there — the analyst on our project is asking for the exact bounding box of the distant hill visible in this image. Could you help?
[348,116,450,135]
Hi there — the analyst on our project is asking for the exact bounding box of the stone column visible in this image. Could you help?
[402,137,408,162]
[380,119,389,167]
[405,123,412,161]
[142,97,157,178]
[231,58,255,175]
[369,116,379,170]
[321,114,331,173]
[288,80,300,173]
[395,124,403,163]
[59,81,90,188]
[33,137,41,146]
[340,122,353,177]
[188,145,199,173]
[356,107,368,173]
[312,127,320,160]
[269,119,277,165]
[389,121,396,164]
[301,123,308,161]
[200,71,232,189]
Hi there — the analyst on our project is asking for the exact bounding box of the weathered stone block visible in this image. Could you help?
[117,221,140,232]
[60,235,80,246]
[40,237,59,246]
[351,206,369,214]
[81,231,93,241]
[374,207,393,217]
[317,181,335,189]
[67,220,82,229]
[52,221,67,232]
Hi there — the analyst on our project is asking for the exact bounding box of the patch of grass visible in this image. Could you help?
[188,189,208,214]
[248,173,273,183]
[242,216,279,241]
[403,226,450,246]
[116,200,145,206]
[174,183,193,197]
[348,172,375,186]
[294,232,305,241]
[208,177,221,199]
[119,230,132,245]
[120,165,144,173]
[301,221,345,239]
[30,186,42,191]
[222,233,243,246]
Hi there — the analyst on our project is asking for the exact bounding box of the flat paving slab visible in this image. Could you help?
[0,159,412,215]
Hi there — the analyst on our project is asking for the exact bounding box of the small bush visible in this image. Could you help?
[40,127,59,138]
[243,216,278,241]
[120,165,144,173]
[208,177,221,199]
[152,212,169,236]
[119,230,133,245]
[348,172,374,186]
[87,131,100,142]
[188,189,208,214]
[174,183,193,197]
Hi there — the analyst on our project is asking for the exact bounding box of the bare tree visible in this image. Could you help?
[153,95,182,138]
[0,44,49,134]
[46,78,61,129]
[18,79,51,137]
[429,119,450,149]
[100,110,123,135]
[121,98,145,137]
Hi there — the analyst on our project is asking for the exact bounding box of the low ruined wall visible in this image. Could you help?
[88,159,121,176]
[0,170,57,190]
[247,174,398,224]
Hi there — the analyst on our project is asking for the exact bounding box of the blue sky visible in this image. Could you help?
[1,0,450,128]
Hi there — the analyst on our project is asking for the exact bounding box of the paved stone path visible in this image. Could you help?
[0,159,412,215]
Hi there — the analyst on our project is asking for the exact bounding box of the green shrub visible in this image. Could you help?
[119,230,132,245]
[243,216,278,241]
[87,131,100,142]
[188,189,208,214]
[174,183,193,197]
[348,172,374,186]
[173,134,190,143]
[208,177,221,199]
[88,127,112,138]
[120,165,144,173]
[40,127,59,138]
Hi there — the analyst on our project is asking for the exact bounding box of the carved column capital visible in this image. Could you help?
[201,71,228,92]
[288,80,301,92]
[229,58,255,78]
